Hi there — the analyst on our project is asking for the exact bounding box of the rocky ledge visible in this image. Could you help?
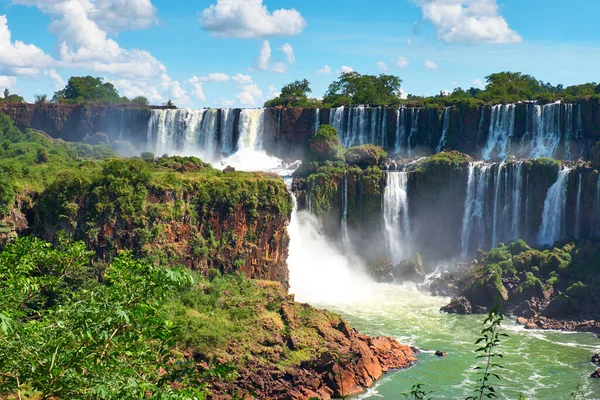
[181,282,416,400]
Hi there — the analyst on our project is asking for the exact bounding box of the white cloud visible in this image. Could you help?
[90,0,158,34]
[187,76,207,101]
[394,57,410,68]
[218,99,235,107]
[236,83,262,106]
[424,59,439,70]
[198,72,230,83]
[441,90,451,96]
[267,84,280,100]
[200,0,307,38]
[232,73,253,86]
[407,37,413,46]
[256,40,271,71]
[415,0,522,44]
[0,76,17,90]
[0,14,54,76]
[376,61,389,72]
[12,0,190,105]
[472,78,485,88]
[278,43,295,64]
[317,65,331,75]
[337,66,354,74]
[270,61,287,74]
[44,69,65,88]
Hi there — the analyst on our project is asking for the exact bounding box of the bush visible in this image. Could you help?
[307,125,344,162]
[344,144,387,168]
[0,175,14,218]
[36,148,49,164]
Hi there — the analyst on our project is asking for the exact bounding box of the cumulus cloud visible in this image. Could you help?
[0,75,17,90]
[337,66,354,74]
[187,76,207,101]
[278,43,295,64]
[200,0,307,38]
[394,57,410,68]
[424,59,439,70]
[317,65,331,75]
[376,61,389,72]
[198,72,230,83]
[236,83,262,106]
[256,40,271,71]
[12,0,190,105]
[414,0,522,44]
[267,84,280,100]
[0,14,54,76]
[232,73,253,86]
[44,69,65,88]
[472,78,485,88]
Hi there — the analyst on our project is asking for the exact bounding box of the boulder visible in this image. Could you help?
[516,317,528,325]
[592,353,600,365]
[525,322,539,330]
[394,253,426,283]
[434,351,447,357]
[368,256,394,283]
[441,296,472,315]
[223,165,236,173]
[591,368,600,378]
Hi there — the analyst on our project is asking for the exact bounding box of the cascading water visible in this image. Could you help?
[436,107,450,152]
[395,107,406,154]
[314,108,320,134]
[146,108,236,161]
[483,104,515,160]
[407,109,419,158]
[237,109,264,151]
[537,167,571,246]
[383,171,411,263]
[461,162,491,257]
[530,102,562,159]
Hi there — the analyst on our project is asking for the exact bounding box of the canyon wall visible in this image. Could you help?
[3,99,600,161]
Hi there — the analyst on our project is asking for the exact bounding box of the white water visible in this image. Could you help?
[395,107,406,153]
[575,173,582,240]
[461,162,490,257]
[436,107,450,152]
[383,172,411,263]
[537,167,571,246]
[483,104,515,160]
[314,108,320,134]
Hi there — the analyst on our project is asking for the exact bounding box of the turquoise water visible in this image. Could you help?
[311,284,600,400]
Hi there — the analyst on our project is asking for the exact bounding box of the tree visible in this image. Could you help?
[53,76,122,104]
[323,72,403,106]
[3,89,8,99]
[281,79,312,98]
[264,79,320,107]
[34,94,48,105]
[130,95,149,106]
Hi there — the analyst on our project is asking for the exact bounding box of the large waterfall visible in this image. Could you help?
[482,101,581,161]
[237,109,264,151]
[329,106,388,148]
[146,108,236,161]
[341,171,351,252]
[383,171,411,263]
[461,162,527,257]
[537,167,571,246]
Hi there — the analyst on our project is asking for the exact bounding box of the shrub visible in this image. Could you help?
[36,148,49,164]
[307,125,344,162]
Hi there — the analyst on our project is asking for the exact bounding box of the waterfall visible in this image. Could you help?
[407,109,420,158]
[477,106,485,141]
[436,107,451,152]
[383,172,411,263]
[220,109,236,154]
[537,167,571,246]
[395,107,406,154]
[564,103,574,159]
[146,108,237,160]
[237,109,264,151]
[314,108,320,134]
[119,109,124,141]
[531,102,562,159]
[483,104,515,160]
[380,108,388,149]
[461,162,491,257]
[511,162,524,240]
[491,162,505,247]
[341,171,351,252]
[575,173,582,240]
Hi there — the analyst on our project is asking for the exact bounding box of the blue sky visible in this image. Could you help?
[0,0,599,108]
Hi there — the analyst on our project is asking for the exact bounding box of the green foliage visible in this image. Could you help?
[34,93,48,105]
[36,147,49,163]
[344,144,387,168]
[1,88,24,103]
[324,72,403,106]
[467,307,508,400]
[402,384,434,400]
[53,76,125,104]
[0,237,202,399]
[0,174,14,219]
[308,124,344,162]
[265,79,323,107]
[130,95,150,106]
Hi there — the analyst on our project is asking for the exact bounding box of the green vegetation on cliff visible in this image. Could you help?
[324,71,403,107]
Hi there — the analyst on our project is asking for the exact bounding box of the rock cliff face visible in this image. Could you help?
[293,155,600,264]
[4,99,600,161]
